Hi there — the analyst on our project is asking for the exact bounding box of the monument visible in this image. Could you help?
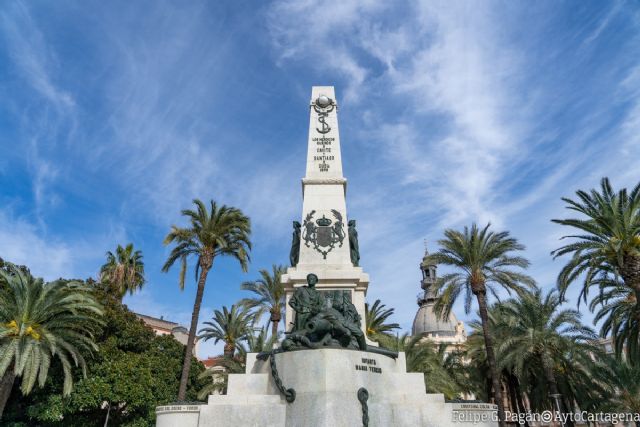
[156,87,497,427]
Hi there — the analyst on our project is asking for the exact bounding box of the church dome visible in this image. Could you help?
[412,299,459,337]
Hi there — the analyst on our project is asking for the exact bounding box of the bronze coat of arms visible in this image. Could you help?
[302,209,345,259]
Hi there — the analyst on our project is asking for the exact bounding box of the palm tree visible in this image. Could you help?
[197,327,277,398]
[0,262,103,417]
[99,243,145,299]
[365,299,400,342]
[429,223,535,426]
[552,178,640,300]
[239,265,286,338]
[199,304,254,358]
[590,282,640,360]
[591,355,640,426]
[498,289,599,418]
[162,199,251,401]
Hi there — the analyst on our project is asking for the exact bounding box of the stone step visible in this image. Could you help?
[226,373,279,396]
[207,394,283,405]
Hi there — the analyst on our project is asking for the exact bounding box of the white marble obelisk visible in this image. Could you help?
[282,86,370,335]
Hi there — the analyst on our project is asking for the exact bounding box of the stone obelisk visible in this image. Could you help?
[282,86,370,335]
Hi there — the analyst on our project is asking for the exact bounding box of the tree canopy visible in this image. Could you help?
[3,280,207,426]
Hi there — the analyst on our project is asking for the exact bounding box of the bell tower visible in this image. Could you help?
[412,242,466,344]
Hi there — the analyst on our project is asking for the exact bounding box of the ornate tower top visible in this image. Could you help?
[418,242,437,301]
[412,242,465,342]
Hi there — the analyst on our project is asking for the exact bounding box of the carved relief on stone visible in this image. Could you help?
[301,209,345,259]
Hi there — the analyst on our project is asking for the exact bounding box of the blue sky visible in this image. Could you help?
[1,1,639,358]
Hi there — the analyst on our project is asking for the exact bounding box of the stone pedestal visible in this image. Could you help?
[156,349,497,427]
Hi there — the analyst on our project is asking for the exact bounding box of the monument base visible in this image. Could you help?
[156,348,497,427]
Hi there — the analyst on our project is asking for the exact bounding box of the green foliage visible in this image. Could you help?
[590,354,640,414]
[240,326,279,354]
[552,177,640,300]
[365,299,400,341]
[496,288,601,412]
[199,304,254,357]
[239,265,286,336]
[430,223,535,317]
[100,243,145,298]
[162,199,252,289]
[0,263,103,404]
[4,281,207,426]
[591,282,640,360]
[552,178,640,361]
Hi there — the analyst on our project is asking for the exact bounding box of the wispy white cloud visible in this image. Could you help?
[0,1,75,110]
[0,1,79,228]
[0,210,72,280]
[582,1,623,47]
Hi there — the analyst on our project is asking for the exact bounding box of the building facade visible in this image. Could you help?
[135,313,200,356]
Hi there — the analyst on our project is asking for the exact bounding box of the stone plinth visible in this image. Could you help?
[156,349,497,427]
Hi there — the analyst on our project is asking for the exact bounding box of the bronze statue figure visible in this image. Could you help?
[282,273,366,351]
[289,221,301,267]
[348,220,360,267]
[288,273,324,332]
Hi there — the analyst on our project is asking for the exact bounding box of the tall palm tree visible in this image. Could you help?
[429,223,535,426]
[552,178,640,300]
[0,262,103,417]
[199,304,254,358]
[498,289,599,417]
[162,199,251,401]
[239,265,286,338]
[99,243,145,299]
[365,299,400,342]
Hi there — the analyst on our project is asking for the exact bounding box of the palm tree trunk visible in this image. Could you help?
[514,377,530,427]
[621,253,640,290]
[271,306,280,337]
[0,367,15,419]
[177,263,211,401]
[476,291,506,427]
[507,372,518,415]
[543,359,565,426]
[223,343,235,358]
